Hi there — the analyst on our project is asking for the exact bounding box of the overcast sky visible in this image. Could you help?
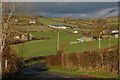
[25,2,118,18]
[1,1,119,18]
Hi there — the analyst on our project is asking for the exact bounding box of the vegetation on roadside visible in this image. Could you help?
[22,60,46,66]
[46,46,118,77]
[48,67,119,78]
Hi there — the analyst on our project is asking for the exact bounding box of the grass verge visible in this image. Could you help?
[48,67,119,78]
[22,60,46,66]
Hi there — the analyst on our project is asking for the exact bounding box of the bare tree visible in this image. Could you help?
[0,1,2,79]
[2,2,32,50]
[1,2,33,76]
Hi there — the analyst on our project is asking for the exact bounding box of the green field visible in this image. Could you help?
[51,18,65,22]
[38,18,78,27]
[15,25,53,32]
[11,32,83,58]
[11,17,118,58]
[68,38,118,53]
[11,31,118,58]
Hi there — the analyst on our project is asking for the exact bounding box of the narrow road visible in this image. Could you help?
[22,62,91,79]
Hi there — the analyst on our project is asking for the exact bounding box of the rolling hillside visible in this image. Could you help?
[11,16,118,58]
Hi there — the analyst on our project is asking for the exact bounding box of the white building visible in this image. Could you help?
[111,30,119,33]
[49,25,71,29]
[73,31,78,33]
[115,34,119,38]
[30,20,36,24]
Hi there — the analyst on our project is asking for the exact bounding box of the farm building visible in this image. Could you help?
[14,34,33,41]
[73,31,78,33]
[49,25,71,29]
[77,37,93,42]
[30,20,36,24]
[111,30,119,33]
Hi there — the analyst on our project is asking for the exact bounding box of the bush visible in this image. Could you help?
[46,46,118,75]
[32,35,51,40]
[2,46,22,78]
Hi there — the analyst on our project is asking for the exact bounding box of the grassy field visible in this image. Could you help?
[38,18,78,27]
[68,38,118,53]
[15,25,53,32]
[11,31,118,58]
[11,31,83,58]
[11,17,118,58]
[51,18,65,22]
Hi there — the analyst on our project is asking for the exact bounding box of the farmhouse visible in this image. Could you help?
[111,30,119,33]
[73,31,78,33]
[102,30,119,38]
[49,25,71,29]
[77,37,93,42]
[30,20,36,24]
[14,34,33,41]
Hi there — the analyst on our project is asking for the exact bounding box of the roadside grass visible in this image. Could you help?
[48,67,119,78]
[22,60,46,66]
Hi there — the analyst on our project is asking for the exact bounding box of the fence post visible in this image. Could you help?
[5,60,8,72]
[61,54,64,68]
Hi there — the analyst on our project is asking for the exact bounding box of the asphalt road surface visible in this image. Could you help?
[22,62,93,79]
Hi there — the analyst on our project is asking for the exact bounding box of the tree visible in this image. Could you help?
[1,2,33,76]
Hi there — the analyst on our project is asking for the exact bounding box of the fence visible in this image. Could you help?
[46,46,118,75]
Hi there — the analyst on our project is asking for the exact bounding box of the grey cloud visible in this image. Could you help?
[30,2,118,14]
[37,6,118,18]
[3,2,118,18]
[28,2,118,18]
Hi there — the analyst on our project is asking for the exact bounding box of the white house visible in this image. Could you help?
[77,37,93,42]
[30,20,36,24]
[115,34,119,38]
[73,31,78,33]
[111,30,119,33]
[14,34,33,41]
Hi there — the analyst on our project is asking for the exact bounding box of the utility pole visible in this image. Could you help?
[109,36,111,47]
[57,32,59,51]
[98,34,101,49]
[118,1,120,76]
